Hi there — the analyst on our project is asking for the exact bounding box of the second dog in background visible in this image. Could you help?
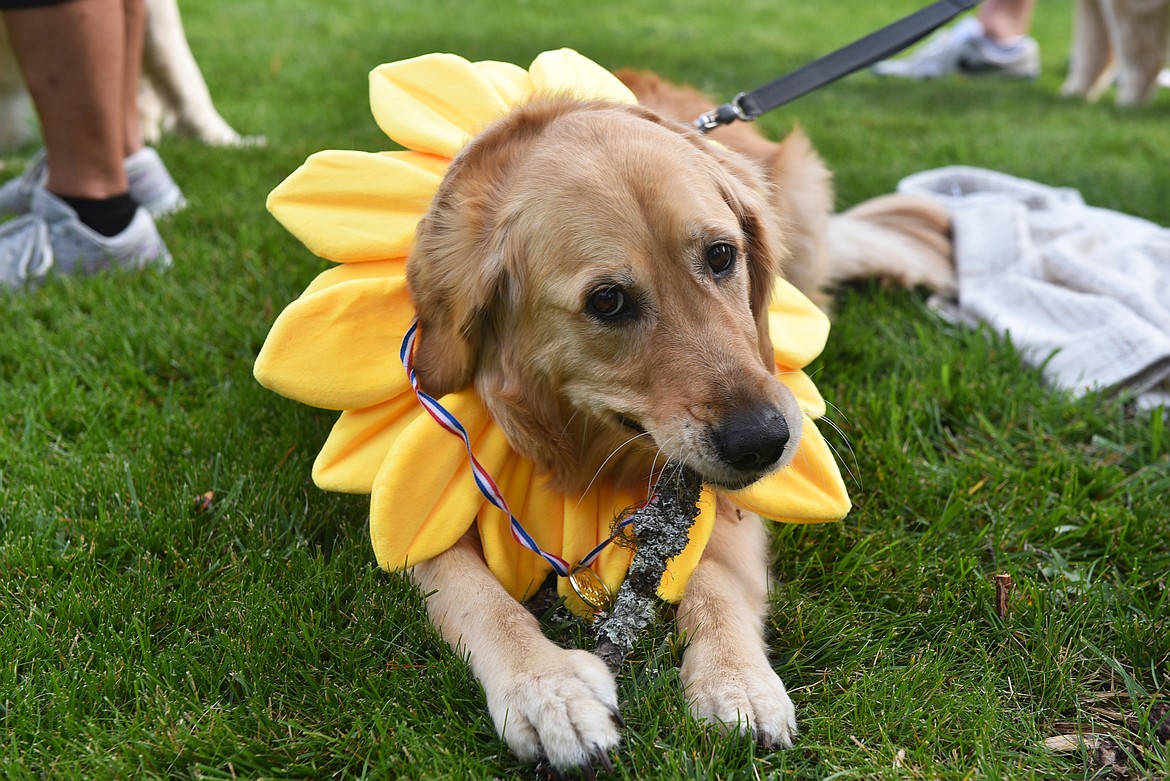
[1062,0,1170,106]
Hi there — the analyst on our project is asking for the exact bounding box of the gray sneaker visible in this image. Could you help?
[1,188,171,290]
[0,145,186,219]
[0,148,47,218]
[0,213,53,288]
[872,17,1040,80]
[125,146,187,218]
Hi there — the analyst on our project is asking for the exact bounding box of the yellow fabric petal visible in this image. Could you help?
[267,150,445,263]
[302,258,407,297]
[369,390,504,570]
[657,488,718,602]
[369,54,517,157]
[528,48,637,104]
[770,277,830,371]
[557,482,641,615]
[473,60,534,108]
[777,368,827,419]
[313,393,420,494]
[253,277,412,410]
[729,415,851,523]
[478,453,562,602]
[591,482,643,594]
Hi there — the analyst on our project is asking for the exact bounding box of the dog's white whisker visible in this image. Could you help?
[554,408,585,455]
[817,413,857,463]
[822,436,860,490]
[575,429,655,508]
[645,433,680,497]
[815,413,860,489]
[823,397,855,429]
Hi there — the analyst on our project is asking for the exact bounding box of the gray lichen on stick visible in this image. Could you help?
[592,463,704,672]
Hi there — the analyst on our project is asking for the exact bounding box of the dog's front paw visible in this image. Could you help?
[682,659,797,749]
[483,646,621,771]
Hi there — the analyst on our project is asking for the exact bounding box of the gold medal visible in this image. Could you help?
[568,564,613,613]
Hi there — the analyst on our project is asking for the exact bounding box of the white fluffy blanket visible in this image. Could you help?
[899,166,1170,413]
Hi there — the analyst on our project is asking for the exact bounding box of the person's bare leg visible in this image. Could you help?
[121,0,146,158]
[3,0,128,199]
[978,0,1038,41]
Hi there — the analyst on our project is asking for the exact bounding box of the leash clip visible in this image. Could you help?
[729,92,757,121]
[693,92,757,134]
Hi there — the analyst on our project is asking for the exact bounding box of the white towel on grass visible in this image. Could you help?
[898,166,1170,412]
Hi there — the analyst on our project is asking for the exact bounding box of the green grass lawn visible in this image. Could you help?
[3,0,1168,778]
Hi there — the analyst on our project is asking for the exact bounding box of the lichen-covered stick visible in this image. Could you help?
[592,463,704,673]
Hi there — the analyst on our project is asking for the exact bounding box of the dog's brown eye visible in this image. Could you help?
[587,285,628,319]
[706,242,737,277]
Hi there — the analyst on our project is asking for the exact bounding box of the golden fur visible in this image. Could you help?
[1062,0,1170,106]
[405,72,954,771]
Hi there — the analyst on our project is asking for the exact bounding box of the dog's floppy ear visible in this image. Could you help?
[407,152,507,394]
[406,99,578,397]
[406,201,505,397]
[406,140,511,397]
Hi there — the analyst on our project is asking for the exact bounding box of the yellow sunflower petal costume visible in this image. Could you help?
[254,48,851,616]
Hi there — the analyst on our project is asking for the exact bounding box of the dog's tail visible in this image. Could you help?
[823,193,955,297]
[760,130,955,303]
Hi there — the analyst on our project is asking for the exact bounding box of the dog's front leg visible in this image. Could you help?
[411,532,621,771]
[1061,0,1116,99]
[677,497,797,748]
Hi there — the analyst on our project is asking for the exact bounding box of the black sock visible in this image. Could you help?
[59,193,138,238]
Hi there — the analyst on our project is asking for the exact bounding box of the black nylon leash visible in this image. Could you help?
[694,0,982,132]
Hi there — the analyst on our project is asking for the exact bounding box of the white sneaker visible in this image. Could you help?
[1,188,171,289]
[0,148,47,217]
[0,213,53,288]
[125,146,187,217]
[0,145,186,219]
[872,17,1040,80]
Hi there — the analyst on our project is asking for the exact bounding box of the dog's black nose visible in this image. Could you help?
[713,406,790,472]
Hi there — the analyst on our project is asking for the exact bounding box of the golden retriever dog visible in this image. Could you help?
[0,0,257,150]
[1062,0,1170,105]
[404,71,952,772]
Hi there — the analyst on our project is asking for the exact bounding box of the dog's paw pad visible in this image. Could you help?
[486,648,621,770]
